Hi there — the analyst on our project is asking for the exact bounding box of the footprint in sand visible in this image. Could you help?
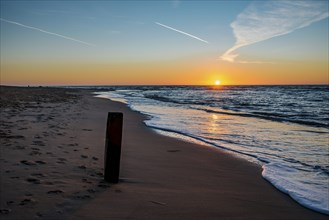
[97,183,110,188]
[6,201,14,205]
[91,171,103,177]
[74,194,91,200]
[31,173,46,178]
[32,140,45,146]
[167,149,181,153]
[42,132,49,137]
[58,158,67,162]
[43,181,54,186]
[19,198,36,206]
[29,151,42,156]
[87,189,97,194]
[10,176,20,179]
[92,156,99,161]
[82,178,92,184]
[0,209,12,214]
[78,165,86,169]
[26,178,41,184]
[20,160,37,166]
[46,152,54,156]
[34,135,41,139]
[21,160,46,165]
[36,212,43,217]
[47,190,64,195]
[15,145,25,150]
[57,158,67,164]
[6,135,25,139]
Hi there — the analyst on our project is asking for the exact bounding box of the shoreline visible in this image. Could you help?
[1,86,327,219]
[73,92,328,219]
[95,87,329,215]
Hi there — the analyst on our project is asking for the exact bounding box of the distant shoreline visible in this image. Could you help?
[1,84,329,88]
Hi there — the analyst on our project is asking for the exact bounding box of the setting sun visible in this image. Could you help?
[215,80,221,85]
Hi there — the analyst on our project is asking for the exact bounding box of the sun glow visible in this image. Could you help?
[215,80,221,85]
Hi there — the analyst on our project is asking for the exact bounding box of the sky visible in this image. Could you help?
[0,0,328,86]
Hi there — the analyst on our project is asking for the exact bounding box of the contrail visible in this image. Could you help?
[0,18,95,46]
[155,22,209,44]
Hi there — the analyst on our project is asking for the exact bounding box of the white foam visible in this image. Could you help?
[94,92,128,104]
[262,162,329,215]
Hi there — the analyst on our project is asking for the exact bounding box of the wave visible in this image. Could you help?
[147,121,329,175]
[142,92,328,129]
[145,123,260,161]
[144,94,183,104]
[192,107,329,129]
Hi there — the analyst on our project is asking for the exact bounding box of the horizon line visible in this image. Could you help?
[1,83,328,88]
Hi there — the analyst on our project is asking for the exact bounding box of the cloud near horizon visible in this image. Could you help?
[220,1,329,63]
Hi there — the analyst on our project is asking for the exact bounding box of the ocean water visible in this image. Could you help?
[94,85,329,215]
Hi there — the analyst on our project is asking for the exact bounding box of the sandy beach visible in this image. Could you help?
[0,86,327,220]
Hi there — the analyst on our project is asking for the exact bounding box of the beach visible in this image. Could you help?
[0,86,328,220]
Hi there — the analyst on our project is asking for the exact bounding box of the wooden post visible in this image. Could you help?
[104,112,123,183]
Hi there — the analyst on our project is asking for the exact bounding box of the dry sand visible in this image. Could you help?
[0,86,327,220]
[1,86,109,220]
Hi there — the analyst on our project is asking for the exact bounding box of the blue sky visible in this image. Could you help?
[0,0,328,85]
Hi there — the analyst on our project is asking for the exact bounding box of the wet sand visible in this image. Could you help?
[0,86,327,220]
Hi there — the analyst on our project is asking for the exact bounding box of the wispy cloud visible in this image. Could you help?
[155,22,209,44]
[0,18,95,46]
[220,1,329,63]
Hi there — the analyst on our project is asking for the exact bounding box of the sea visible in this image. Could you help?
[92,85,329,215]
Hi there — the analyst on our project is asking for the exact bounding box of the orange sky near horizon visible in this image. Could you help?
[1,58,328,86]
